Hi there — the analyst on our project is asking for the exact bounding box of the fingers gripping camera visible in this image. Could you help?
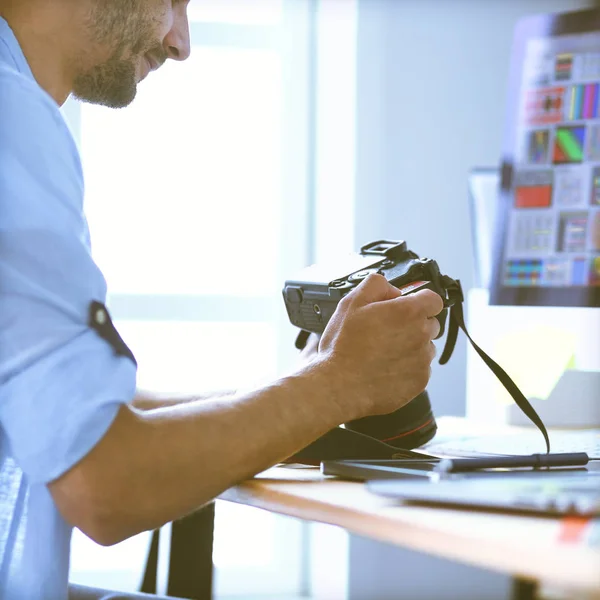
[282,240,463,452]
[283,240,459,342]
[282,240,551,457]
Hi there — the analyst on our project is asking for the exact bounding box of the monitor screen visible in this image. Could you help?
[490,8,600,306]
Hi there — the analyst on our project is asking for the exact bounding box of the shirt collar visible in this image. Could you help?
[0,16,35,81]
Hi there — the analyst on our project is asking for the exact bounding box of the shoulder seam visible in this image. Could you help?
[0,67,82,173]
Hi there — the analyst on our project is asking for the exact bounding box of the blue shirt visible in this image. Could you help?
[0,17,137,599]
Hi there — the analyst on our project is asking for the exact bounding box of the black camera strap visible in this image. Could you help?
[439,278,550,453]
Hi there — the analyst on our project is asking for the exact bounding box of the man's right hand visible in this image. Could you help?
[317,273,444,421]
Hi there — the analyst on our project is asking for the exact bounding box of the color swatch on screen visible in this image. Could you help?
[553,126,586,164]
[589,125,600,161]
[504,259,543,285]
[555,169,582,206]
[514,169,554,208]
[557,211,588,253]
[526,130,549,164]
[590,256,600,285]
[511,213,554,252]
[591,167,600,206]
[571,258,587,285]
[565,83,599,120]
[543,258,570,285]
[514,183,553,208]
[592,212,600,251]
[525,87,565,125]
[555,53,573,81]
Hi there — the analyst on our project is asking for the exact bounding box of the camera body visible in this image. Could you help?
[282,240,456,450]
[283,240,449,341]
[282,239,551,457]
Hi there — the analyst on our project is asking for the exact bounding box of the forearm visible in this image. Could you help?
[132,388,236,410]
[50,359,349,546]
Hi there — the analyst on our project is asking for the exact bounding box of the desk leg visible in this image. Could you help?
[167,503,216,600]
[511,578,538,600]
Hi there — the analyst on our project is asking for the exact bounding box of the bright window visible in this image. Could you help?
[82,48,282,297]
[67,0,314,596]
[188,0,283,26]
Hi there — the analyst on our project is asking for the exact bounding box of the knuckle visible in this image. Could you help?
[420,290,444,315]
[338,293,352,309]
[337,290,357,311]
[430,318,441,340]
[366,273,386,285]
[421,317,433,337]
[416,318,433,342]
[358,273,383,295]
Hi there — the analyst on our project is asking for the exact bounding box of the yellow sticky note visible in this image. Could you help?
[565,354,577,370]
[493,326,576,404]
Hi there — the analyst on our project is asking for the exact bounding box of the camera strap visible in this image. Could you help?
[439,278,550,453]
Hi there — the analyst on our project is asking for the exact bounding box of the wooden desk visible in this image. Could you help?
[221,463,600,597]
[156,417,599,599]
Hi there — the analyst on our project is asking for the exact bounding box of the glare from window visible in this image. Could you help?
[70,530,151,591]
[115,320,277,393]
[213,502,276,568]
[187,0,283,25]
[81,48,282,297]
[72,16,304,597]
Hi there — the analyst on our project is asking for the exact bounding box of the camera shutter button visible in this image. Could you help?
[349,268,379,282]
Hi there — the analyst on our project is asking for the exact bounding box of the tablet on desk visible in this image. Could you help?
[321,457,592,481]
[321,459,440,481]
[367,471,600,517]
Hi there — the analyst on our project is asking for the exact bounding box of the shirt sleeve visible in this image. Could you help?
[0,70,137,485]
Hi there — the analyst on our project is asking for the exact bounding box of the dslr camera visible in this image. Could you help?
[282,239,551,457]
[283,240,459,450]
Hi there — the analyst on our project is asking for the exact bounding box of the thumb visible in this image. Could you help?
[346,273,403,307]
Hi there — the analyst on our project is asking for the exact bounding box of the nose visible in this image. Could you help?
[163,9,191,62]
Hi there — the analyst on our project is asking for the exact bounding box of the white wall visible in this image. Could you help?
[350,1,595,598]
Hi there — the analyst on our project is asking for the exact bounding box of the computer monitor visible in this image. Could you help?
[490,8,600,307]
[462,8,600,437]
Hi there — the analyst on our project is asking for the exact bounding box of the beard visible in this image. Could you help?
[72,0,162,108]
[72,56,138,109]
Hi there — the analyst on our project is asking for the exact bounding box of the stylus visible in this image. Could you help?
[434,452,590,474]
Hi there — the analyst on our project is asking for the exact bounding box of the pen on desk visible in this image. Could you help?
[433,452,590,474]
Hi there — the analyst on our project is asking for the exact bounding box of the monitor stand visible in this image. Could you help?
[465,288,600,428]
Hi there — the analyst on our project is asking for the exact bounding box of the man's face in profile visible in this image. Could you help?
[73,0,189,109]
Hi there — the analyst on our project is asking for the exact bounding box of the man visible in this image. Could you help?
[0,1,443,598]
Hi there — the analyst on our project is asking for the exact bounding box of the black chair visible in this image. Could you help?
[141,503,215,600]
